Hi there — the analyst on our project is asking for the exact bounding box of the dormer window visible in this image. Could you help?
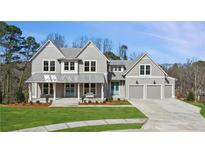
[140,64,151,75]
[111,66,123,72]
[43,60,55,72]
[64,61,75,71]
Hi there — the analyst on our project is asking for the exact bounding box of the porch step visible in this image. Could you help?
[50,98,79,107]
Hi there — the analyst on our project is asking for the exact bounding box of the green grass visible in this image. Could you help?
[53,123,143,132]
[110,101,131,105]
[0,106,146,131]
[186,101,205,118]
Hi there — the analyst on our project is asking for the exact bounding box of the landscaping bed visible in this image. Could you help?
[79,100,131,105]
[0,106,146,131]
[0,102,51,107]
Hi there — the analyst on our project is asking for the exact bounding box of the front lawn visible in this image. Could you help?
[54,123,143,132]
[186,101,205,118]
[0,106,146,131]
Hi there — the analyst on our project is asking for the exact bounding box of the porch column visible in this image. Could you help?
[35,83,38,98]
[101,83,104,101]
[28,83,32,101]
[78,83,80,102]
[53,83,56,100]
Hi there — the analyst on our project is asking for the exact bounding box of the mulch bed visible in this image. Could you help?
[79,102,112,105]
[0,102,51,107]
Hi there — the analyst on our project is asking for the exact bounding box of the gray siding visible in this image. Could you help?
[32,42,64,74]
[126,55,164,77]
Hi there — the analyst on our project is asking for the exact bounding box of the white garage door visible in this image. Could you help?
[165,85,172,98]
[147,85,161,99]
[129,85,144,99]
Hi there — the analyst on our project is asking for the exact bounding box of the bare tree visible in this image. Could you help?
[43,33,68,48]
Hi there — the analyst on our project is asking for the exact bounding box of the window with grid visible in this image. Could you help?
[64,62,69,70]
[90,83,96,94]
[43,83,49,94]
[84,83,90,94]
[43,61,49,71]
[50,61,55,72]
[84,61,90,72]
[91,61,96,72]
[146,65,151,75]
[140,65,145,75]
[70,62,75,70]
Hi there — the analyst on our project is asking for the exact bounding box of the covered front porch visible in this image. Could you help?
[28,82,105,103]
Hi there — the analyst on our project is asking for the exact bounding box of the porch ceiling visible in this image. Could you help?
[26,73,105,83]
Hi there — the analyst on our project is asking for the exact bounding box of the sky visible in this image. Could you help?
[7,21,205,64]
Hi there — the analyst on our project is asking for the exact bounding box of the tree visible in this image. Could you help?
[18,36,40,90]
[104,51,120,60]
[43,33,67,48]
[102,38,113,53]
[72,36,89,48]
[0,21,24,103]
[119,44,128,60]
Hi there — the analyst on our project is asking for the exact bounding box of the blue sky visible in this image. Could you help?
[7,21,205,64]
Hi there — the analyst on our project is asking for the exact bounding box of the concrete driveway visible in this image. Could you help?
[129,99,205,132]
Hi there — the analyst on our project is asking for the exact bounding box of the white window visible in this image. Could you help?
[84,83,96,95]
[43,83,53,95]
[84,61,96,72]
[43,60,56,72]
[111,66,123,72]
[50,61,55,72]
[64,61,75,71]
[140,65,151,75]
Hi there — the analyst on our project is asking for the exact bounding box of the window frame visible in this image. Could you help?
[42,83,53,95]
[139,64,151,76]
[83,60,97,72]
[42,59,56,73]
[83,83,97,95]
[63,61,75,71]
[111,66,123,72]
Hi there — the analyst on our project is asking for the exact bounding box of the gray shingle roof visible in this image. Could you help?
[26,73,105,83]
[108,72,125,80]
[60,48,82,58]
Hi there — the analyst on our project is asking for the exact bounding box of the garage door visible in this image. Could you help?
[129,85,144,99]
[147,85,161,99]
[165,85,172,98]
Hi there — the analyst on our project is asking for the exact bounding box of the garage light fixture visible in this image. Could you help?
[153,80,156,84]
[136,80,138,84]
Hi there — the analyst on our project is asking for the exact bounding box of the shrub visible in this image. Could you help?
[84,100,87,103]
[36,100,40,103]
[108,97,113,102]
[16,88,25,103]
[29,101,33,104]
[88,100,92,104]
[117,98,121,101]
[95,100,99,104]
[187,91,195,101]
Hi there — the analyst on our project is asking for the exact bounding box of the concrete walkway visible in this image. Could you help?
[14,118,147,132]
[79,105,134,107]
[129,99,205,132]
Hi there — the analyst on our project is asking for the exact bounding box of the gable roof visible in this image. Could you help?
[60,48,82,58]
[123,52,168,76]
[76,41,110,62]
[29,40,65,62]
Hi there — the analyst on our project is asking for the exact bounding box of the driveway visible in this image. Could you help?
[129,99,205,132]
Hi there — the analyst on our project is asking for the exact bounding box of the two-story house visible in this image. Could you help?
[26,40,176,105]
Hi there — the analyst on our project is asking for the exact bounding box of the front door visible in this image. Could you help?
[65,83,75,97]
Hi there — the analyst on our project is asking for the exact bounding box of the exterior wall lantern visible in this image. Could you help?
[153,80,156,84]
[136,80,138,84]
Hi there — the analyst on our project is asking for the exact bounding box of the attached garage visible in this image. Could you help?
[147,85,161,99]
[128,85,144,99]
[165,85,173,98]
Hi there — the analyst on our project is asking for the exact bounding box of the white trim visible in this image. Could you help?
[76,41,110,62]
[34,83,37,98]
[29,40,65,62]
[139,64,151,76]
[128,84,145,99]
[42,59,57,73]
[62,61,77,73]
[123,53,168,76]
[83,60,97,73]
